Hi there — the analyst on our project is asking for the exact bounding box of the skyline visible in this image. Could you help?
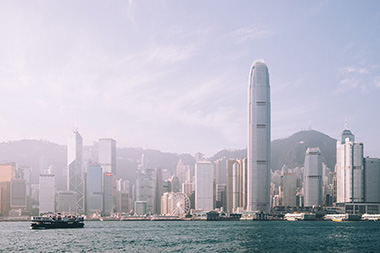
[1,1,380,157]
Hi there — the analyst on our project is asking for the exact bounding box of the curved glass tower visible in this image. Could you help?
[247,60,271,213]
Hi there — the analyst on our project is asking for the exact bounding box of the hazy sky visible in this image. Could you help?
[0,1,379,157]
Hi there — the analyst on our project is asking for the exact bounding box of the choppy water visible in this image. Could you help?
[1,221,379,252]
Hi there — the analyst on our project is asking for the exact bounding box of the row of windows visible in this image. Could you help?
[257,160,267,164]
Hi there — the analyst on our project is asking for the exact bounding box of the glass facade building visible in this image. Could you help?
[304,148,323,207]
[87,163,103,214]
[247,60,271,213]
[67,129,84,213]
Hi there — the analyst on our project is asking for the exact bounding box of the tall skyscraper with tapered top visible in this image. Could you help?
[67,129,84,214]
[247,59,271,213]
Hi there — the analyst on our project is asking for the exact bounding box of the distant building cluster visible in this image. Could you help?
[0,60,379,219]
[271,127,380,215]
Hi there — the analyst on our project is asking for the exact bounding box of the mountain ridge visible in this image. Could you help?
[0,130,337,189]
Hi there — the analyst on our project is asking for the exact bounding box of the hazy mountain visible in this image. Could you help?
[212,130,337,170]
[0,140,195,189]
[0,140,67,189]
[271,130,337,170]
[116,147,195,183]
[211,149,247,161]
[0,130,336,189]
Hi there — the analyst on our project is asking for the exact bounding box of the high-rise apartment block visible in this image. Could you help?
[247,60,271,213]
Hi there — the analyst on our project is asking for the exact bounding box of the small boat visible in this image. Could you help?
[30,215,84,229]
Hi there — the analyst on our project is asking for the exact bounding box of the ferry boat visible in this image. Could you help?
[324,214,360,222]
[30,214,84,229]
[284,213,316,221]
[362,213,380,221]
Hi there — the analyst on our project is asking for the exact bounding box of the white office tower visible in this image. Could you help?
[304,148,323,207]
[87,163,103,214]
[98,138,116,175]
[336,128,364,203]
[364,158,380,203]
[247,59,271,213]
[67,129,84,213]
[39,170,56,214]
[195,161,213,210]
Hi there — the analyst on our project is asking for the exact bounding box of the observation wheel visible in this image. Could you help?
[170,192,190,217]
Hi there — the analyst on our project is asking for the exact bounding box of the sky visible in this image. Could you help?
[0,0,379,157]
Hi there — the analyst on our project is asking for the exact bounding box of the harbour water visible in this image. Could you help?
[1,221,379,252]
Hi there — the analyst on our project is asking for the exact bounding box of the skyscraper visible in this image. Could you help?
[56,191,77,214]
[336,127,364,203]
[247,60,271,213]
[304,148,323,207]
[281,173,297,207]
[226,159,235,213]
[195,161,213,211]
[39,169,56,214]
[87,163,103,214]
[0,163,17,217]
[67,129,84,213]
[10,178,27,212]
[98,138,116,175]
[364,158,380,203]
[215,157,227,185]
[135,168,156,214]
[103,172,114,215]
[176,159,190,190]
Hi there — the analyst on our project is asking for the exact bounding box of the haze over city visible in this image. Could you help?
[0,1,379,157]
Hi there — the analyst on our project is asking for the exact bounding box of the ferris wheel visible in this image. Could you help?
[170,192,190,217]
